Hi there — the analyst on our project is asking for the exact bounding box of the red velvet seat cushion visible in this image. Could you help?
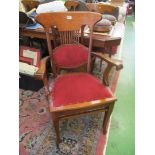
[50,73,113,107]
[53,44,88,68]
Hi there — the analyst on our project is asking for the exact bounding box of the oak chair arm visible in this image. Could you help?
[92,52,123,70]
[92,52,123,86]
[35,56,50,80]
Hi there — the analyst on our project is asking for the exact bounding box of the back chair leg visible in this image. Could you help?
[43,76,49,96]
[51,114,60,144]
[91,56,96,73]
[103,102,115,134]
[99,59,102,72]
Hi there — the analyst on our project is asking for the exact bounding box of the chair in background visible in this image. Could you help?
[21,0,40,12]
[110,0,124,4]
[87,3,119,22]
[86,3,120,59]
[64,0,79,11]
[64,0,89,11]
[36,12,123,144]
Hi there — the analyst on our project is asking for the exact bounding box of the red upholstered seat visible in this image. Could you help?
[53,44,89,68]
[50,73,113,107]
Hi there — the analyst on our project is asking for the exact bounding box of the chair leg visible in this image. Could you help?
[99,59,102,72]
[103,102,115,134]
[102,63,113,86]
[52,114,60,144]
[42,76,49,96]
[91,56,96,73]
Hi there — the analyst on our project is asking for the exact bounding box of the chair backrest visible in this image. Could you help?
[86,3,119,19]
[36,12,102,72]
[64,0,79,11]
[111,0,124,2]
[65,0,89,11]
[97,4,117,13]
[22,0,40,12]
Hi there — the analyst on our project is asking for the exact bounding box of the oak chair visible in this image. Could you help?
[64,0,79,11]
[21,0,40,12]
[64,0,89,11]
[36,12,123,144]
[86,3,119,21]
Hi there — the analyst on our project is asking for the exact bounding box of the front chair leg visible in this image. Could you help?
[103,102,115,134]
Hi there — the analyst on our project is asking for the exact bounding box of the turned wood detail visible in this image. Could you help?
[59,30,80,45]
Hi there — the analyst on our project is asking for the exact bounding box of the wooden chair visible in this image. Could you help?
[21,0,40,12]
[36,12,123,144]
[64,0,89,11]
[64,0,79,11]
[97,3,118,17]
[86,3,119,20]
